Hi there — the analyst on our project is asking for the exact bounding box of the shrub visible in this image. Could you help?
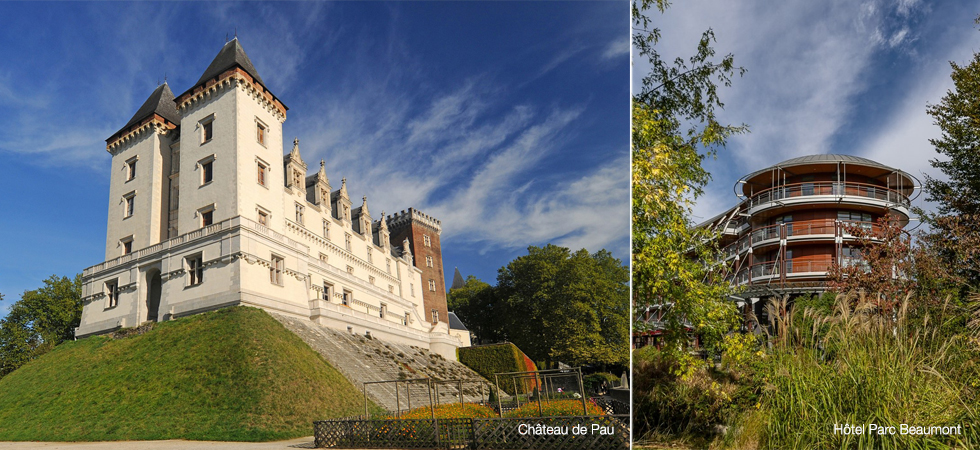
[458,343,538,394]
[504,399,605,418]
[583,372,619,394]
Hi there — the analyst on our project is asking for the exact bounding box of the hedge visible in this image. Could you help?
[458,343,538,395]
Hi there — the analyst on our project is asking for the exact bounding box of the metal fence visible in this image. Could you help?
[313,415,629,449]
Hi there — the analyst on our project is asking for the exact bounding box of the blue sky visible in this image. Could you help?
[0,2,629,312]
[641,0,980,225]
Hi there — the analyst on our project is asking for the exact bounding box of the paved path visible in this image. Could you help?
[0,437,323,449]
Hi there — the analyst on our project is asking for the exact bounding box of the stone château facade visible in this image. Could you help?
[77,39,465,359]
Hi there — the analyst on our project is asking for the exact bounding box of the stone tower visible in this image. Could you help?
[387,209,449,325]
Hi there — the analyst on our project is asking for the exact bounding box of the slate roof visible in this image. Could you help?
[111,83,180,140]
[450,267,465,290]
[448,312,468,331]
[195,38,266,88]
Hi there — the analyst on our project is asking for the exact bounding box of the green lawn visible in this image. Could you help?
[0,306,369,441]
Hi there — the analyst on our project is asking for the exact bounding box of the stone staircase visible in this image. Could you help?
[272,314,497,413]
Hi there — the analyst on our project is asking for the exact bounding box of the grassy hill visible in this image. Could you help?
[0,306,370,441]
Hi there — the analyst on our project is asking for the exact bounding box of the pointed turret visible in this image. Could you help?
[175,38,287,117]
[284,138,307,192]
[451,268,465,290]
[194,38,266,88]
[107,82,180,148]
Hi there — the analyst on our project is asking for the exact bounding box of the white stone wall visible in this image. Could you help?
[104,129,170,260]
[81,78,462,359]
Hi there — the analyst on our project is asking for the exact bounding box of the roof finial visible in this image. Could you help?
[235,27,238,40]
[225,32,229,43]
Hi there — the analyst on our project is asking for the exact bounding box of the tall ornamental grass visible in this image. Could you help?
[753,293,979,450]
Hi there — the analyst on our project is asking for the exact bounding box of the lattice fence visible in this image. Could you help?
[471,416,629,450]
[314,415,629,449]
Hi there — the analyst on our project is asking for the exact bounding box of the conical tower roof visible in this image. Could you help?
[109,82,179,142]
[195,38,266,88]
[451,267,465,290]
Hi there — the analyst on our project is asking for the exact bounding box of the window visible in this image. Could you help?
[202,118,213,143]
[343,205,351,222]
[342,289,351,306]
[187,254,204,286]
[380,303,387,319]
[270,255,284,285]
[105,280,119,308]
[258,210,269,226]
[366,246,373,264]
[293,170,303,189]
[425,255,433,268]
[423,235,431,247]
[428,279,436,291]
[431,309,439,324]
[404,312,410,326]
[386,259,391,274]
[124,193,135,218]
[200,157,214,185]
[345,233,352,252]
[121,237,133,255]
[295,203,304,225]
[126,158,137,181]
[410,283,415,297]
[200,207,214,227]
[323,282,333,301]
[257,161,268,186]
[323,220,330,238]
[256,121,266,145]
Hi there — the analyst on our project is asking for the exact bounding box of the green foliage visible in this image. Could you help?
[633,346,746,440]
[503,399,605,418]
[452,245,629,369]
[753,293,980,449]
[495,245,629,368]
[0,306,369,441]
[631,0,744,355]
[583,372,619,394]
[458,343,537,395]
[0,274,82,378]
[447,275,500,343]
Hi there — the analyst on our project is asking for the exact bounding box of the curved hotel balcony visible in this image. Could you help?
[705,154,918,299]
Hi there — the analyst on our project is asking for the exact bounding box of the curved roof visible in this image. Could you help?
[740,154,907,182]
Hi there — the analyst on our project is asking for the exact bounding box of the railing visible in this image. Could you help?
[83,216,311,277]
[747,181,910,209]
[722,220,882,260]
[748,259,834,281]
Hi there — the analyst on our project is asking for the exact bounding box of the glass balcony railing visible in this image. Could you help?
[747,182,911,209]
[721,220,882,260]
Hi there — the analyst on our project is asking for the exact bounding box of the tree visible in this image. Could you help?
[0,274,82,378]
[919,50,980,291]
[631,0,745,350]
[495,245,629,368]
[447,276,500,344]
[827,218,915,314]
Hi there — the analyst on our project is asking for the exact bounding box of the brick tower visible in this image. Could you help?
[387,209,448,325]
